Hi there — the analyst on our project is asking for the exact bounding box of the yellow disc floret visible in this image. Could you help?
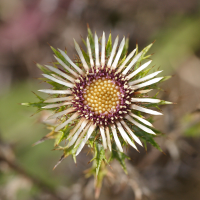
[83,78,121,115]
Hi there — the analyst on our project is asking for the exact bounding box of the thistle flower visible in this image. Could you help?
[40,32,163,154]
[23,28,170,178]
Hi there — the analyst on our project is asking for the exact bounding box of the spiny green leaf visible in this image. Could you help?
[50,46,70,67]
[44,80,64,89]
[136,130,162,151]
[81,48,90,65]
[106,33,112,57]
[58,125,74,143]
[134,42,153,70]
[160,75,171,82]
[159,100,173,105]
[53,144,80,169]
[118,54,127,67]
[51,46,64,60]
[37,63,52,75]
[143,54,152,59]
[109,143,130,174]
[145,100,172,109]
[32,92,44,101]
[62,144,79,162]
[87,27,95,52]
[121,37,129,58]
[21,92,46,109]
[21,102,46,109]
[143,140,147,151]
[133,66,153,80]
[90,142,108,176]
[54,132,65,146]
[135,43,139,55]
[95,143,106,175]
[81,37,87,48]
[127,121,162,152]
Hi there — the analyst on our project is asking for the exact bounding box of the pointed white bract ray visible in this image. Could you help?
[67,118,85,140]
[44,96,73,103]
[42,74,74,88]
[112,37,125,69]
[135,89,153,94]
[74,39,89,71]
[76,123,96,156]
[107,36,119,68]
[111,124,123,152]
[116,49,136,73]
[116,121,138,151]
[48,107,75,119]
[131,98,161,103]
[74,122,92,147]
[38,89,72,95]
[58,49,84,75]
[42,101,72,109]
[55,112,79,132]
[68,119,89,147]
[120,120,143,146]
[95,33,100,67]
[45,65,75,83]
[101,32,106,67]
[131,104,162,115]
[51,74,68,83]
[86,37,94,68]
[128,70,163,86]
[105,126,112,151]
[131,77,163,90]
[115,121,127,143]
[122,51,143,75]
[100,126,107,149]
[54,56,79,78]
[125,60,152,79]
[125,115,155,135]
[129,112,153,127]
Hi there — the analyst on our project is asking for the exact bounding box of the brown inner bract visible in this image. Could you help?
[83,78,121,115]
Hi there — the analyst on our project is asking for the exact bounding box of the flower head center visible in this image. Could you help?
[83,78,121,115]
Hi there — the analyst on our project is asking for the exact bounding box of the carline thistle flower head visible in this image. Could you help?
[39,31,164,155]
[25,28,170,173]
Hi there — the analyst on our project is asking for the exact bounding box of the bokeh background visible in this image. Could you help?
[0,0,200,199]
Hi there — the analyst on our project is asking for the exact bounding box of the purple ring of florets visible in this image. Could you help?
[71,66,132,125]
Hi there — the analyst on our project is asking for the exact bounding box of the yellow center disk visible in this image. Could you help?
[83,78,121,115]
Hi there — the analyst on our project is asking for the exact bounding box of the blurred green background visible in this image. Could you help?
[0,0,200,199]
